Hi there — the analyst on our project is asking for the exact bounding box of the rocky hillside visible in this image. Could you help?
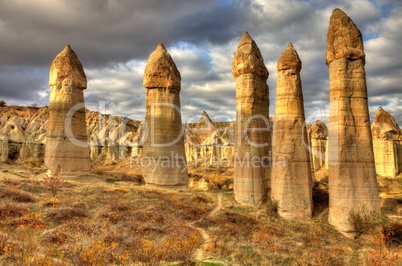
[2,105,402,181]
[0,106,140,163]
[0,106,234,164]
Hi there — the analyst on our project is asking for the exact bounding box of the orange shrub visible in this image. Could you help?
[10,211,46,230]
[207,174,232,190]
[42,173,66,196]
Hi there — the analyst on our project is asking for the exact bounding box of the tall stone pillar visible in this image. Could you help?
[0,136,8,162]
[141,43,188,188]
[232,32,270,205]
[310,121,328,174]
[326,9,380,235]
[271,43,313,219]
[45,45,90,176]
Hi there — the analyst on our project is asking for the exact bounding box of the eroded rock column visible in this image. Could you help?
[233,32,270,205]
[0,136,8,162]
[310,121,328,174]
[326,9,380,235]
[45,45,90,176]
[141,43,188,188]
[271,43,313,219]
[371,107,402,177]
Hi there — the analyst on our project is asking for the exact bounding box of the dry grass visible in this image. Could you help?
[0,187,35,202]
[43,207,88,223]
[0,203,27,219]
[0,164,400,265]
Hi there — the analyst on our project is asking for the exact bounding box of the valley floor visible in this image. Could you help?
[0,162,400,265]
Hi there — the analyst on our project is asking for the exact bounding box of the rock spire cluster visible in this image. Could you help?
[3,8,383,239]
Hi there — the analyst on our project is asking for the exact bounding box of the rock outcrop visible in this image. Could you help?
[271,43,313,219]
[0,106,48,162]
[141,43,188,188]
[86,111,139,164]
[326,9,380,236]
[45,45,91,176]
[232,32,270,205]
[0,106,139,165]
[184,111,234,166]
[194,111,217,141]
[371,107,402,177]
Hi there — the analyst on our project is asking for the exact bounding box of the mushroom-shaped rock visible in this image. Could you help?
[45,45,90,176]
[272,43,313,220]
[326,9,379,237]
[141,43,188,188]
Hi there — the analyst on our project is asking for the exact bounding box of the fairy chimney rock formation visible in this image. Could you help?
[371,107,402,177]
[326,9,380,236]
[45,45,90,176]
[141,43,188,188]
[272,43,313,219]
[0,136,9,162]
[232,32,270,205]
[309,120,328,175]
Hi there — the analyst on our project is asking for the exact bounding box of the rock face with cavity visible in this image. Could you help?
[45,45,90,176]
[371,107,402,177]
[141,43,188,188]
[232,32,270,205]
[271,43,313,219]
[326,9,380,235]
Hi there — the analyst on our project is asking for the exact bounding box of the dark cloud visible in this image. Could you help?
[0,67,48,103]
[0,0,401,125]
[0,0,248,68]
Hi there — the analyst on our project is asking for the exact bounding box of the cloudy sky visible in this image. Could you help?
[0,0,401,125]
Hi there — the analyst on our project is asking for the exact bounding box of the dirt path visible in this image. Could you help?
[210,193,222,216]
[191,193,222,261]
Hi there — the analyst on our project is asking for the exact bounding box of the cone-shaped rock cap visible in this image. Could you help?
[143,43,181,90]
[277,43,302,72]
[49,45,87,90]
[311,120,328,138]
[198,111,214,126]
[374,107,400,128]
[325,8,365,66]
[372,107,401,138]
[232,32,269,79]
